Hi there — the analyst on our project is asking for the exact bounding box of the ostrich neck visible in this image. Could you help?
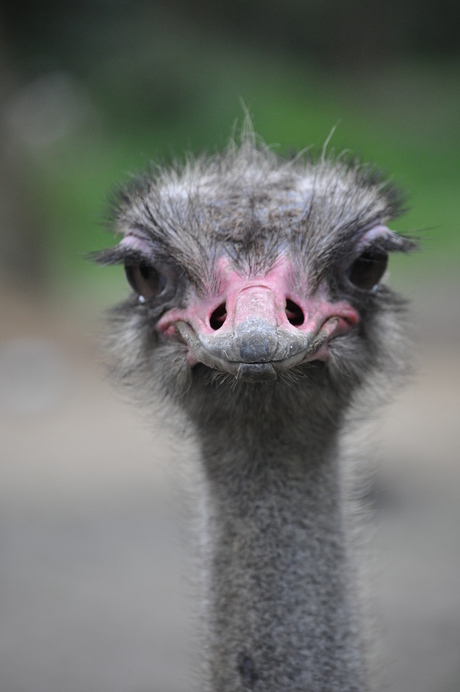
[196,420,366,692]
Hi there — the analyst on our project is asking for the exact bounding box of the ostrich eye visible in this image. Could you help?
[346,250,388,291]
[124,264,166,300]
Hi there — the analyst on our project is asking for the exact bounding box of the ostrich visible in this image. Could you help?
[95,131,415,692]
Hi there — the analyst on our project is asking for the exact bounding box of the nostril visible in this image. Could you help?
[210,303,227,330]
[285,299,304,326]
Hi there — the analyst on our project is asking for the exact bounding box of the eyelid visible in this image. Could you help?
[118,235,159,263]
[357,224,390,245]
[352,226,389,254]
[119,233,150,253]
[93,234,167,267]
[355,225,415,255]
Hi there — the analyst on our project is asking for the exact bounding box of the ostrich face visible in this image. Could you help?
[96,142,414,410]
[120,238,375,383]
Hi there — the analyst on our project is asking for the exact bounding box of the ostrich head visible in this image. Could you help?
[95,134,415,442]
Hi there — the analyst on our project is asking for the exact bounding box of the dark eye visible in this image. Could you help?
[124,264,166,300]
[346,251,388,291]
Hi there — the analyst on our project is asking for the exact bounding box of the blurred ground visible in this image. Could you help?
[1,283,459,692]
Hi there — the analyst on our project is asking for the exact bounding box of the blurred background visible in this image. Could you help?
[0,1,459,690]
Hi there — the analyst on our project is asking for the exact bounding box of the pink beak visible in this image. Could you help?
[160,271,359,382]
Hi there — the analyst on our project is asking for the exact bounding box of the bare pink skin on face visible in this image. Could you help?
[119,234,149,253]
[357,224,391,248]
[158,255,359,366]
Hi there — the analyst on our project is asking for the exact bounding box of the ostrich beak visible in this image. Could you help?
[163,281,359,382]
